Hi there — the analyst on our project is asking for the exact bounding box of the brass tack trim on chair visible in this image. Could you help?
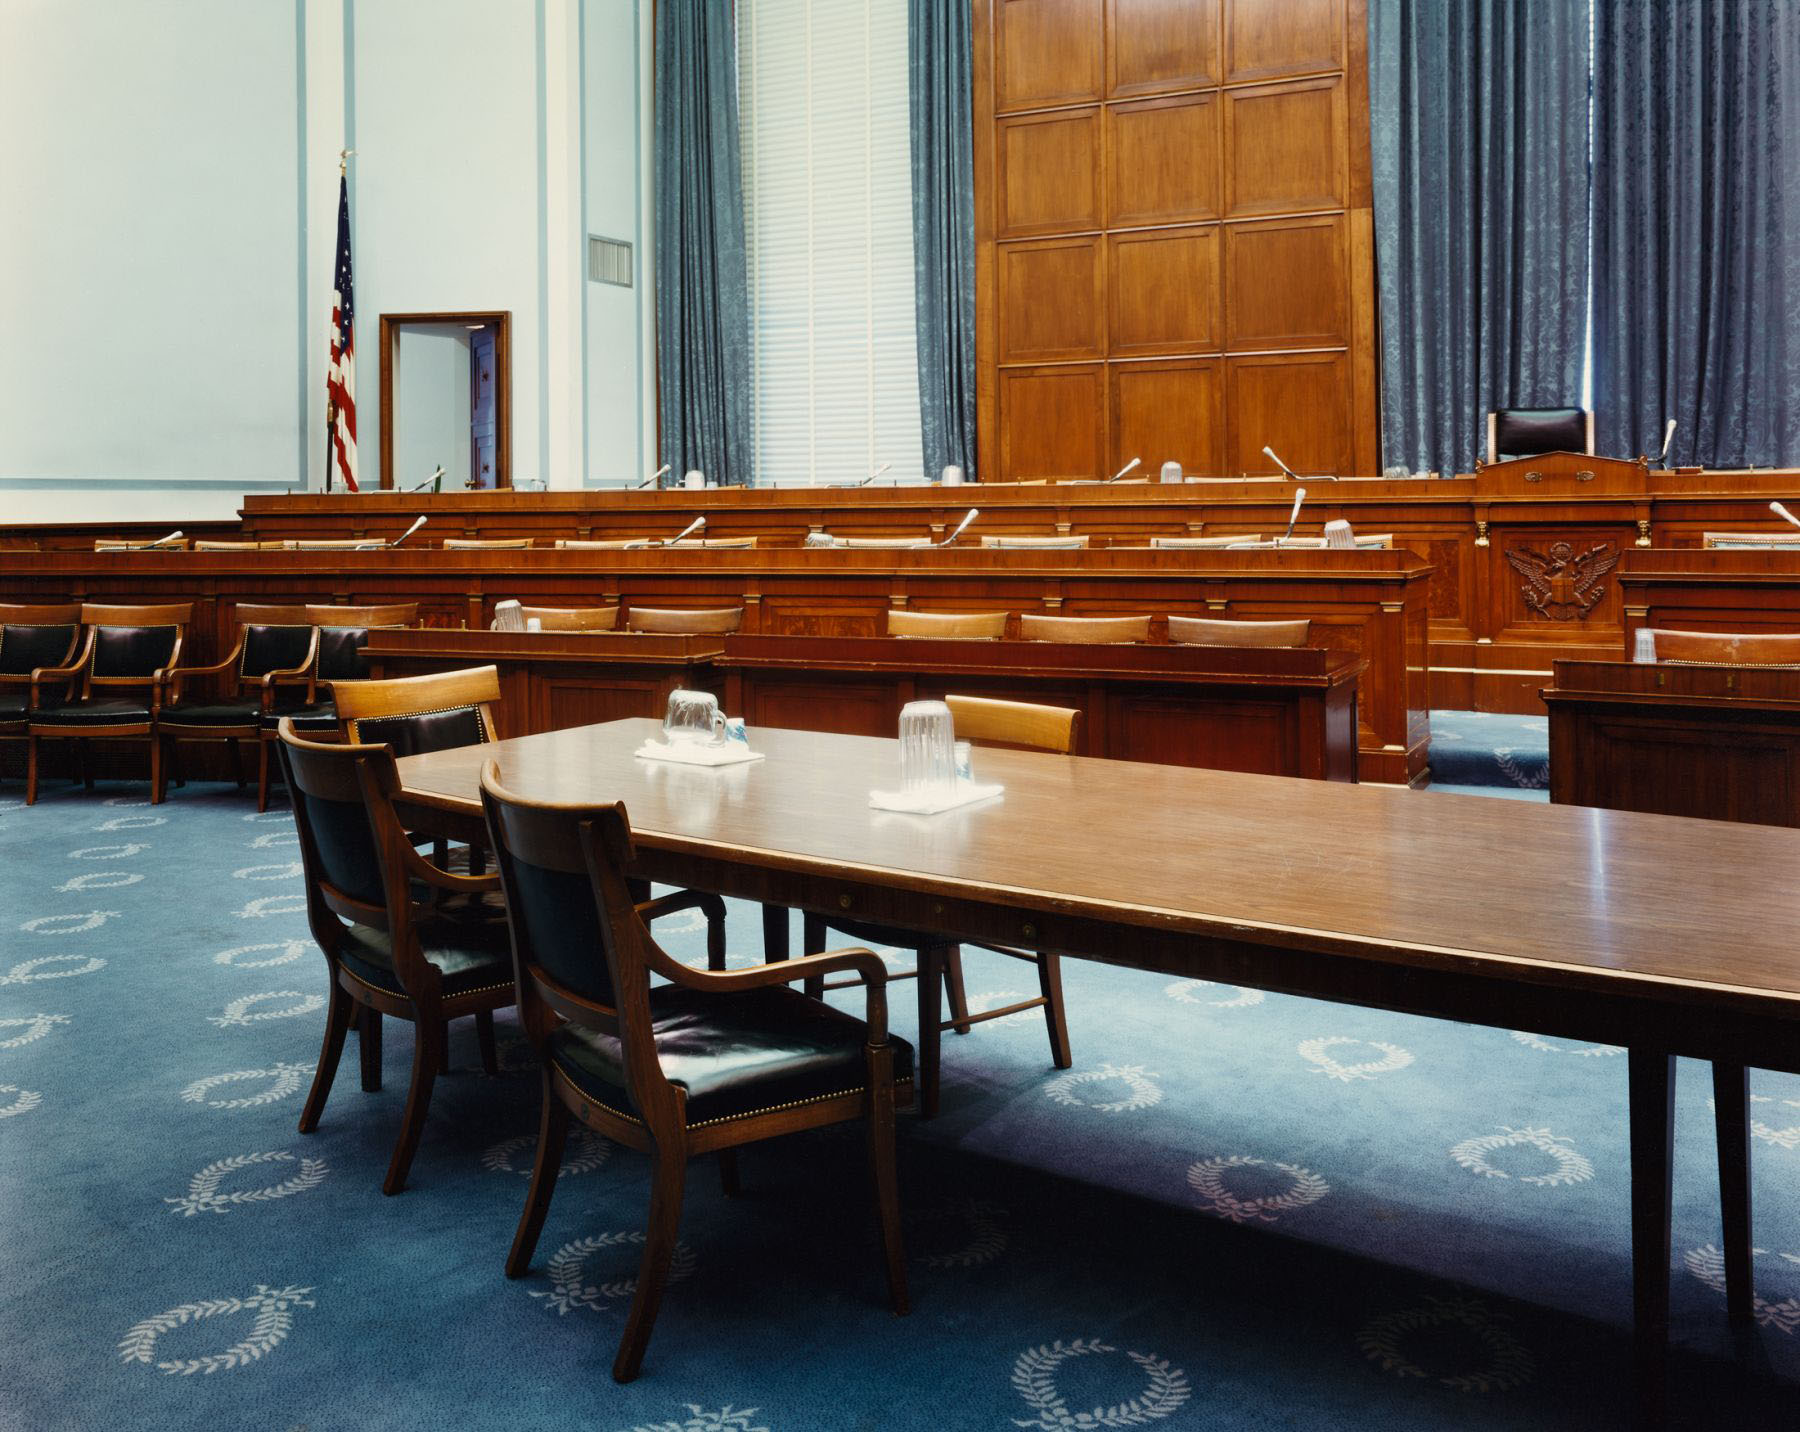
[552,1062,910,1131]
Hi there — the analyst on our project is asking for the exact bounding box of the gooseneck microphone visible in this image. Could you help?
[852,462,893,488]
[938,508,979,547]
[142,530,185,549]
[1106,457,1142,483]
[390,516,428,548]
[1263,446,1303,482]
[665,515,706,546]
[1770,501,1800,531]
[1658,420,1678,467]
[635,464,672,490]
[1279,488,1307,546]
[405,465,446,493]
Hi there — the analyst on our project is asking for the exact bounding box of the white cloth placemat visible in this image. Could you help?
[868,781,1003,814]
[635,740,765,767]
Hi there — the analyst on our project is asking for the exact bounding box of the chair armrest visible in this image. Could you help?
[160,640,244,703]
[393,835,502,896]
[29,632,94,709]
[259,628,321,707]
[647,944,892,1043]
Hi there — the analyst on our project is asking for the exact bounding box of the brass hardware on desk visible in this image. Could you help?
[1021,922,1037,940]
[837,893,853,910]
[1525,471,1542,483]
[1523,470,1596,483]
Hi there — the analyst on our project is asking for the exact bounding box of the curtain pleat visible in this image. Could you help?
[1369,0,1590,477]
[907,0,977,479]
[654,0,752,486]
[1593,1,1800,468]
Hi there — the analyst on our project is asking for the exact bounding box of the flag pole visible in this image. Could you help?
[325,148,355,493]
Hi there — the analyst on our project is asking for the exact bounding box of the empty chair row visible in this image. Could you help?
[101,531,1397,552]
[884,608,1310,646]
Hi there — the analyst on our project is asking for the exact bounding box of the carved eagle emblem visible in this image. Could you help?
[1506,540,1619,620]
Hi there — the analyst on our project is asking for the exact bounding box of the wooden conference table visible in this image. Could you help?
[392,717,1800,1424]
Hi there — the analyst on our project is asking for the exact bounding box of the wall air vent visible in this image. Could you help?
[587,235,633,287]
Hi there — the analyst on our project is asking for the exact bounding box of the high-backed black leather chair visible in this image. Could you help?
[159,603,318,810]
[26,602,192,805]
[0,605,82,780]
[1487,407,1593,463]
[277,720,515,1196]
[333,666,501,756]
[480,763,911,1382]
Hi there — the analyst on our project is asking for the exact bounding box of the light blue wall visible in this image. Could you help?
[0,0,650,520]
[582,0,649,485]
[0,0,303,516]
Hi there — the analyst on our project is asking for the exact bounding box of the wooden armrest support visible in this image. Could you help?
[260,629,320,706]
[29,635,93,709]
[394,837,502,895]
[648,944,892,1042]
[636,889,726,924]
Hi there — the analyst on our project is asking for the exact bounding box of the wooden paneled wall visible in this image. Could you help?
[972,0,1378,482]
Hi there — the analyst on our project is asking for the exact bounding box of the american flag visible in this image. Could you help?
[326,172,358,492]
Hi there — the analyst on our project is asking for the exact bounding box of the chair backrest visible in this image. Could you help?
[275,722,392,918]
[1642,630,1800,666]
[443,537,534,549]
[886,609,1008,639]
[1151,534,1258,548]
[78,603,191,684]
[804,533,933,549]
[302,604,419,682]
[303,603,420,627]
[944,694,1081,753]
[1703,532,1800,549]
[517,605,620,631]
[479,767,624,1012]
[290,538,385,550]
[1168,616,1311,647]
[95,538,189,551]
[0,605,82,677]
[1019,613,1151,644]
[554,538,640,549]
[333,664,502,755]
[980,535,1090,549]
[193,540,292,551]
[624,607,745,634]
[239,623,318,681]
[666,536,760,549]
[1488,407,1592,463]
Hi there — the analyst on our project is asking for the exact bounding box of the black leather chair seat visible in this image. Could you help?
[335,895,514,999]
[0,692,26,726]
[160,700,263,729]
[31,698,154,729]
[549,985,913,1127]
[267,702,337,734]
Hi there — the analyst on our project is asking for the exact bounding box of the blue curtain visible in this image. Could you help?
[1594,2,1800,468]
[655,0,751,486]
[1369,0,1590,477]
[908,0,978,480]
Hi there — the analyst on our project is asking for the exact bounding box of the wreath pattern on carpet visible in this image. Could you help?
[1009,1339,1191,1429]
[118,1284,316,1375]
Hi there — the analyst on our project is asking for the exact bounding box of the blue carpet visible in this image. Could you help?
[1430,711,1550,791]
[3,780,1795,1430]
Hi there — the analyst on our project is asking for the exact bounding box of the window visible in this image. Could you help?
[737,0,923,487]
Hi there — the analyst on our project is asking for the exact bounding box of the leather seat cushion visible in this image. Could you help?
[160,700,262,729]
[32,698,154,729]
[265,702,337,733]
[0,691,26,725]
[335,895,513,1000]
[549,984,913,1128]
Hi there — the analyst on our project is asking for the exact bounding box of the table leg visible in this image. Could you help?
[1630,1048,1675,1430]
[761,904,790,964]
[1711,1061,1754,1327]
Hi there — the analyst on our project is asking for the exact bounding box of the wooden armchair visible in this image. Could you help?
[1019,613,1150,643]
[803,694,1079,1116]
[26,602,193,805]
[159,603,318,809]
[277,722,514,1194]
[333,665,502,756]
[480,765,910,1381]
[624,607,745,635]
[1168,616,1311,647]
[1641,630,1800,665]
[0,605,82,781]
[886,609,1008,639]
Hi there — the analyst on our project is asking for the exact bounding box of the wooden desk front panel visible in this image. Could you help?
[0,549,1421,782]
[1547,660,1800,827]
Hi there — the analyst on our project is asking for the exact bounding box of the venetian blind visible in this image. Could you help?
[737,0,924,487]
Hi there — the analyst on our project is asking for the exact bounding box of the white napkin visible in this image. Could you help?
[868,781,1003,814]
[635,740,765,767]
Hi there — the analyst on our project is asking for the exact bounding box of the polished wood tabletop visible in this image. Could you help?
[395,718,1800,1029]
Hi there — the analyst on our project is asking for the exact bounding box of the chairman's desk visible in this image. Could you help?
[393,716,1800,1425]
[1,547,1425,783]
